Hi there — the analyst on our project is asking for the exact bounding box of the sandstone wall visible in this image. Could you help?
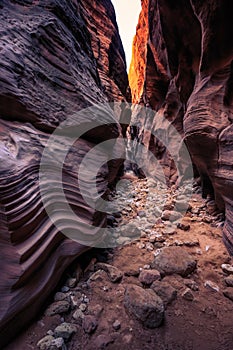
[0,0,129,345]
[129,0,233,254]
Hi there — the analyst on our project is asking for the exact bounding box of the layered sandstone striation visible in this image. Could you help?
[0,0,129,346]
[129,0,233,254]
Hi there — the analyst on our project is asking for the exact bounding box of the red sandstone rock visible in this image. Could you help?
[129,0,233,255]
[0,0,129,346]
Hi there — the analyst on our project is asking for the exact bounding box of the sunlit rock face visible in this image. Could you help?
[0,0,129,346]
[129,0,233,255]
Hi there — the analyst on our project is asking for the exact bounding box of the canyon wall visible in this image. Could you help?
[129,0,233,254]
[0,0,129,346]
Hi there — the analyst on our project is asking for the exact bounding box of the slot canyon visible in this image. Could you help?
[0,1,233,349]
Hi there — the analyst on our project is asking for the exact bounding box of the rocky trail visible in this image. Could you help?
[5,176,233,350]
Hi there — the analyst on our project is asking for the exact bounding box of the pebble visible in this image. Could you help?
[225,276,233,287]
[182,288,194,301]
[204,280,220,292]
[72,309,85,323]
[94,334,114,349]
[139,269,161,285]
[184,279,199,291]
[37,335,67,350]
[177,223,190,231]
[45,301,70,316]
[54,322,77,341]
[66,278,77,288]
[54,293,67,302]
[124,284,164,328]
[82,315,98,334]
[79,303,87,312]
[223,288,233,302]
[150,281,177,306]
[95,263,123,283]
[61,286,70,293]
[113,320,121,330]
[221,264,233,275]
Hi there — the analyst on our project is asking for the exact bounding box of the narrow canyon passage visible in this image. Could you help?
[5,176,233,350]
[0,0,233,349]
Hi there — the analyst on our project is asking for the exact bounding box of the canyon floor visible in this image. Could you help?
[5,176,233,350]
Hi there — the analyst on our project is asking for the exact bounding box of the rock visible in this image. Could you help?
[221,264,233,275]
[54,323,77,341]
[45,301,70,316]
[161,211,182,222]
[66,278,77,288]
[37,336,67,350]
[151,247,197,277]
[61,286,69,293]
[72,309,85,323]
[177,223,191,231]
[0,0,129,346]
[37,336,55,350]
[94,334,114,349]
[82,315,98,334]
[204,281,220,293]
[225,276,233,287]
[223,288,233,302]
[79,303,87,312]
[54,293,67,302]
[150,281,177,306]
[184,279,199,291]
[95,263,123,283]
[124,284,164,328]
[139,269,161,285]
[182,288,194,301]
[121,223,141,238]
[112,320,121,330]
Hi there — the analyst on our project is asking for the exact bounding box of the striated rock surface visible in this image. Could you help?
[129,0,233,254]
[0,0,129,346]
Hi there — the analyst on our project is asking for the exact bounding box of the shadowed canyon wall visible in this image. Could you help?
[0,0,129,346]
[129,0,233,255]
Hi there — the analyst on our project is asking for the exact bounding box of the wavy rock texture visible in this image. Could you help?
[0,0,129,346]
[129,0,233,254]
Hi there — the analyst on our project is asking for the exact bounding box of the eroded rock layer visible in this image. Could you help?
[129,0,233,254]
[0,0,129,346]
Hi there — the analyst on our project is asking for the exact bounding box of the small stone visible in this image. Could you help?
[54,322,77,341]
[50,338,67,350]
[67,278,77,288]
[94,334,114,349]
[113,320,121,330]
[139,269,161,285]
[182,288,194,301]
[72,309,85,323]
[151,246,197,277]
[37,336,55,350]
[124,284,164,328]
[177,223,190,231]
[223,288,233,302]
[45,301,70,316]
[54,293,67,302]
[221,264,233,275]
[82,315,98,334]
[162,210,181,222]
[95,263,123,283]
[47,330,54,336]
[121,223,141,238]
[184,279,199,291]
[61,286,69,293]
[79,303,87,312]
[204,280,220,292]
[225,276,233,287]
[150,281,177,306]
